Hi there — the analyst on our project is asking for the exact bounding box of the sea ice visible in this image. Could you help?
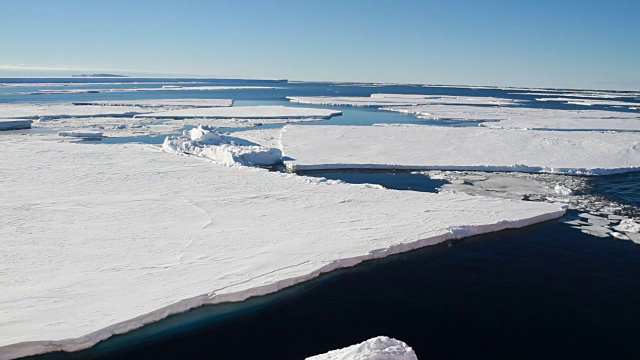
[134,105,342,120]
[0,103,154,120]
[0,137,563,358]
[279,125,640,175]
[307,336,418,360]
[380,105,640,131]
[162,125,282,166]
[535,97,640,107]
[57,130,104,139]
[0,119,32,130]
[288,94,522,107]
[72,99,233,108]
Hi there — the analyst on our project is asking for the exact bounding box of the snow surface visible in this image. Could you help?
[280,125,640,175]
[72,99,233,108]
[163,125,282,166]
[0,120,31,130]
[380,105,640,131]
[307,336,417,360]
[288,94,522,107]
[0,103,153,120]
[0,138,563,359]
[134,105,342,120]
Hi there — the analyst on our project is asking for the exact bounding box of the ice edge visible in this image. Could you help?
[0,208,565,360]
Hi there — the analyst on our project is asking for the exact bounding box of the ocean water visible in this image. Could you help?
[3,78,640,359]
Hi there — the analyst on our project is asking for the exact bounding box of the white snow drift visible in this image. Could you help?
[307,336,418,360]
[380,105,640,131]
[135,105,341,120]
[163,125,282,166]
[0,138,563,359]
[280,125,640,175]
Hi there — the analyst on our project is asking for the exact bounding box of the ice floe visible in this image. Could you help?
[288,94,522,107]
[535,97,640,107]
[72,99,233,108]
[380,105,640,131]
[279,125,640,175]
[0,103,154,120]
[0,137,563,358]
[135,105,341,120]
[307,336,418,360]
[0,119,32,130]
[163,125,282,166]
[12,85,276,95]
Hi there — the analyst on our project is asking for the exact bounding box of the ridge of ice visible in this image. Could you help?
[162,125,282,166]
[0,138,564,359]
[280,125,640,175]
[307,336,418,360]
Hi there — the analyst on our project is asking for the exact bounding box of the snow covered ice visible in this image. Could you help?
[134,105,342,120]
[72,98,233,108]
[279,125,640,175]
[0,137,563,359]
[288,94,523,107]
[380,105,640,131]
[0,103,154,119]
[163,125,282,166]
[307,336,418,360]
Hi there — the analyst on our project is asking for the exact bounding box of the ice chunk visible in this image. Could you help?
[135,105,341,120]
[0,120,32,130]
[163,125,282,166]
[58,131,104,138]
[307,336,418,360]
[280,125,640,175]
[614,218,640,233]
[0,138,564,357]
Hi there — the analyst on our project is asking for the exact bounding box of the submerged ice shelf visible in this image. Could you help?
[279,125,640,175]
[0,137,563,359]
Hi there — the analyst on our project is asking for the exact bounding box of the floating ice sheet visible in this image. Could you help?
[280,125,640,175]
[380,105,640,131]
[0,103,154,120]
[72,99,233,108]
[307,336,418,360]
[535,97,640,107]
[0,138,563,358]
[288,94,522,107]
[134,105,342,120]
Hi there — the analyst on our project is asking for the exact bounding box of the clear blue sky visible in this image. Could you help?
[1,0,638,89]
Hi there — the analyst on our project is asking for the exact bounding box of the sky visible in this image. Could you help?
[0,0,638,90]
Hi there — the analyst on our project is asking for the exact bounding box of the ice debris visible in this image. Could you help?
[163,125,282,166]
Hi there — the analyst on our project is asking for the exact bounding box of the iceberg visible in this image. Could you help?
[380,105,640,132]
[0,137,563,358]
[134,105,342,120]
[163,125,282,166]
[307,336,418,360]
[279,125,640,175]
[0,119,32,130]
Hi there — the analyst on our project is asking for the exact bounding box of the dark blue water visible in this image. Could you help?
[25,217,640,360]
[5,78,640,359]
[299,170,447,192]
